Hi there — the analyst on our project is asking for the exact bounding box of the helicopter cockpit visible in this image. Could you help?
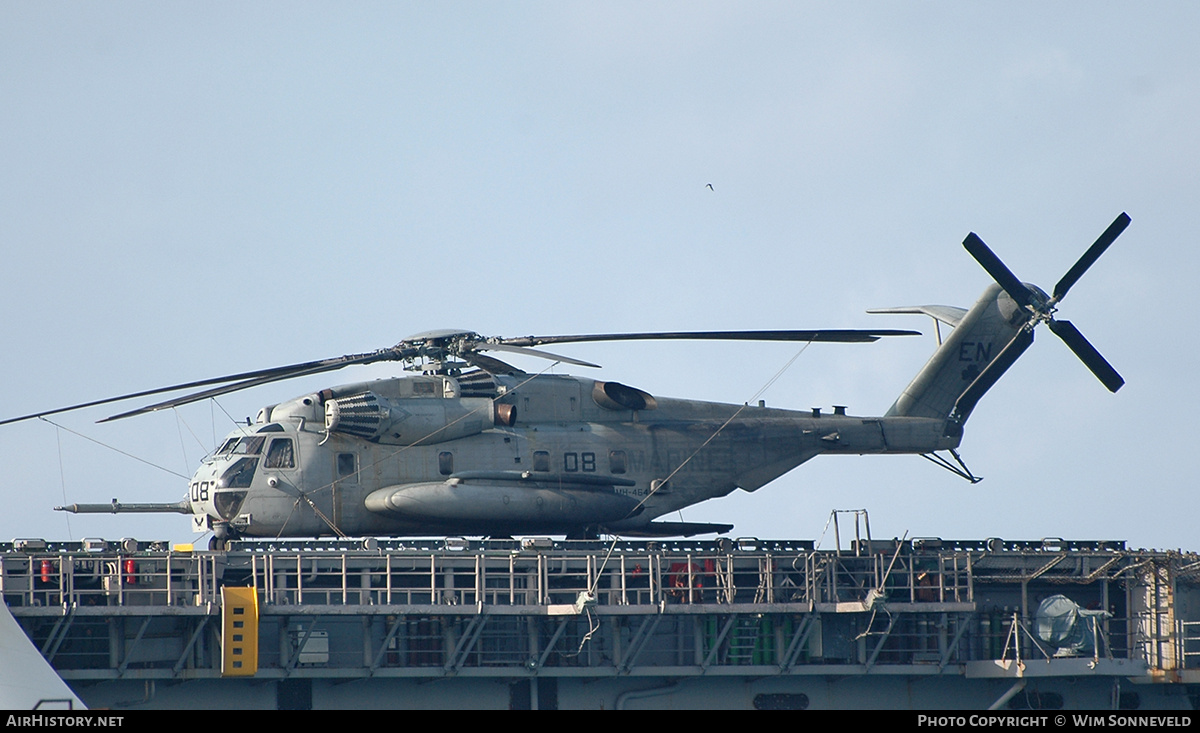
[194,424,299,528]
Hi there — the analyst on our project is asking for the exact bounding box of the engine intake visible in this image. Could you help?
[324,391,494,445]
[592,381,657,411]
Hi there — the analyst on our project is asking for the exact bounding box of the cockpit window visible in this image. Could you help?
[265,438,295,469]
[232,436,266,455]
[219,457,258,489]
[215,438,239,457]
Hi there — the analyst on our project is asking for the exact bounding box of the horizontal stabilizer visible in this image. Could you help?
[867,305,967,328]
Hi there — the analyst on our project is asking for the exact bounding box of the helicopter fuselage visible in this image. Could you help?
[186,371,959,540]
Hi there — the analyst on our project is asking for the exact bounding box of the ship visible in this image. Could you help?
[2,522,1197,710]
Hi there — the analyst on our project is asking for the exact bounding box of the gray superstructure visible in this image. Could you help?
[3,533,1198,710]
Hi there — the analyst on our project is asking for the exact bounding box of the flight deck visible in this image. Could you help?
[2,534,1198,710]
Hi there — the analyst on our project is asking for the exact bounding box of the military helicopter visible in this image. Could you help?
[3,214,1130,547]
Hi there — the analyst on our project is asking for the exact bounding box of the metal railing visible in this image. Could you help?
[5,542,1167,613]
[0,553,220,609]
[4,541,1197,678]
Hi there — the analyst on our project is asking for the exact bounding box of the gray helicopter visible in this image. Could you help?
[5,214,1129,546]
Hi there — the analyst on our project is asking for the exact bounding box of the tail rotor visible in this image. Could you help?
[961,212,1129,398]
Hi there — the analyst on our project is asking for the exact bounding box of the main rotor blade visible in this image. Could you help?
[1047,319,1125,392]
[962,232,1038,310]
[0,347,416,428]
[481,343,602,368]
[459,351,523,375]
[0,364,328,427]
[0,389,187,428]
[500,329,919,348]
[1053,212,1130,301]
[101,376,299,423]
[99,350,402,422]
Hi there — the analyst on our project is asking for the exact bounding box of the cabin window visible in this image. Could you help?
[264,438,295,469]
[532,451,550,472]
[439,451,454,476]
[609,450,627,474]
[337,453,357,478]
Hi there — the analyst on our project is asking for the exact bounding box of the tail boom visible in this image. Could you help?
[885,284,1026,427]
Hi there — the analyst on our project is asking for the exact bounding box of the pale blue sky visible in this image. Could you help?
[1,3,1196,549]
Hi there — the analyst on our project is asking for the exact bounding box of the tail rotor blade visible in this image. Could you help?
[1053,212,1130,301]
[963,232,1039,310]
[1048,319,1125,392]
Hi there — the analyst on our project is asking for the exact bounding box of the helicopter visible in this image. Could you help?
[3,214,1130,547]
